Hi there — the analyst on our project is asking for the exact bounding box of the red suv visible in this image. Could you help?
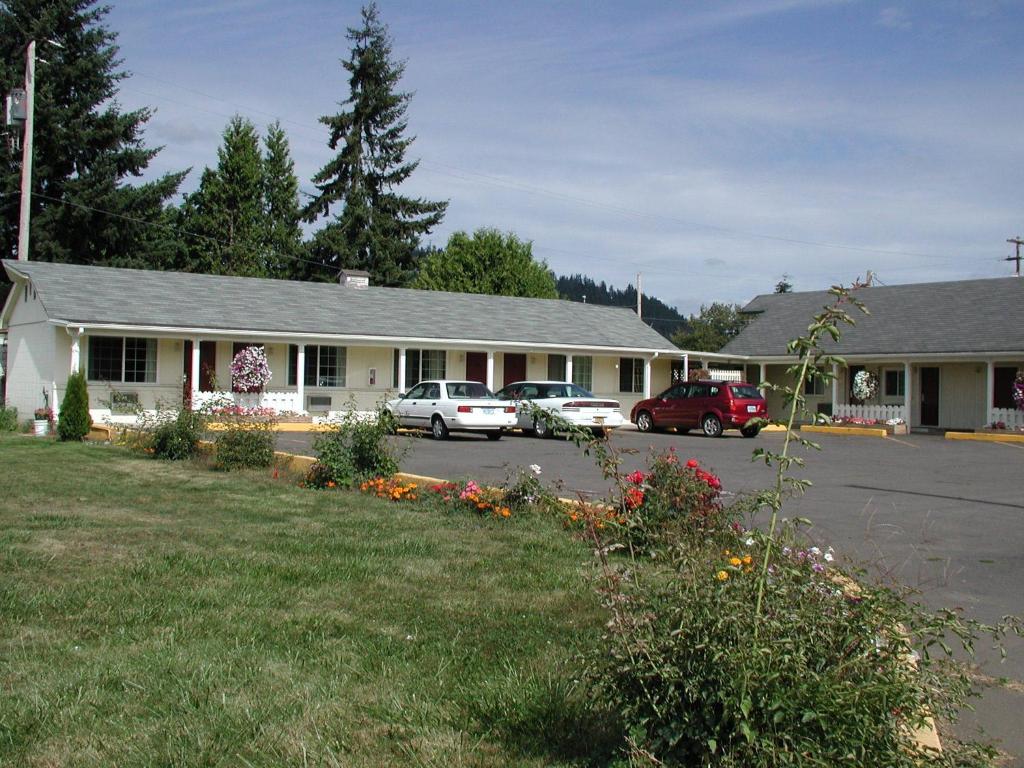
[630,380,768,437]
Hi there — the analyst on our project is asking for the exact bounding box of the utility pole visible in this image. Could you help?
[1007,237,1023,277]
[636,272,642,318]
[17,40,35,261]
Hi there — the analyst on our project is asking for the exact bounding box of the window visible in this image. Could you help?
[87,337,156,383]
[804,370,825,396]
[572,355,593,392]
[394,349,447,389]
[619,357,645,393]
[547,354,566,381]
[309,346,346,387]
[884,369,905,398]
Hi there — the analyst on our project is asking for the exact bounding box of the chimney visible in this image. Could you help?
[339,270,370,289]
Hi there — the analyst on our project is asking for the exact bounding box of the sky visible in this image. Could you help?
[103,0,1024,316]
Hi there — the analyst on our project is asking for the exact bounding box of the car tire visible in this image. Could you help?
[741,425,761,438]
[701,413,723,438]
[533,418,552,439]
[431,415,449,440]
[635,411,654,433]
[486,429,503,441]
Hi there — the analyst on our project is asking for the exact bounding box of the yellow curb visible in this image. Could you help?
[207,421,333,432]
[945,431,1024,443]
[801,425,890,438]
[86,424,116,441]
[760,424,788,432]
[274,451,317,473]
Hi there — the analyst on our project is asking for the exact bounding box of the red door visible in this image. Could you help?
[465,352,487,384]
[503,353,527,386]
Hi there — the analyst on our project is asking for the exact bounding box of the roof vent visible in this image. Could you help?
[339,270,370,289]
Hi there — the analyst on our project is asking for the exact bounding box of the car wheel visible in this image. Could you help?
[741,425,761,438]
[635,411,654,433]
[431,415,449,440]
[533,418,553,439]
[701,414,723,438]
[486,429,503,441]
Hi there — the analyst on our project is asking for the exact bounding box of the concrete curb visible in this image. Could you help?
[801,424,890,438]
[946,431,1024,444]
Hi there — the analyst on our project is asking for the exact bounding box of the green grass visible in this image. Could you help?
[0,436,616,767]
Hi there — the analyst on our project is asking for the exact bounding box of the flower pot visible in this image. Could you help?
[33,419,49,436]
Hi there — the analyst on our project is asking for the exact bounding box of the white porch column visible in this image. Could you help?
[759,362,767,394]
[985,360,994,423]
[296,344,306,412]
[69,329,81,373]
[831,363,839,408]
[397,347,407,393]
[904,361,913,426]
[190,338,201,407]
[486,351,495,391]
[643,356,652,399]
[565,355,573,384]
[682,353,689,383]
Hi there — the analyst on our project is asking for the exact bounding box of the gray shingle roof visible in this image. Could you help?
[3,260,678,353]
[721,276,1024,357]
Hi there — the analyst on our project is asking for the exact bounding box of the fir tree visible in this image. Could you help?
[303,3,447,286]
[179,116,267,276]
[262,121,303,279]
[57,370,90,441]
[0,0,185,267]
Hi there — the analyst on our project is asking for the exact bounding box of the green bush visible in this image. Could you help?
[214,422,276,471]
[313,406,402,488]
[148,407,205,460]
[0,406,17,432]
[57,371,92,441]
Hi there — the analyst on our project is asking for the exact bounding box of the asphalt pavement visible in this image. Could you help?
[275,426,1024,763]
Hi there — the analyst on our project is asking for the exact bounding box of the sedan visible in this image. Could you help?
[386,380,517,440]
[495,380,625,438]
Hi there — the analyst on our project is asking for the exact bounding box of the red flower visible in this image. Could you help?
[624,487,645,510]
[625,470,646,485]
[686,458,699,468]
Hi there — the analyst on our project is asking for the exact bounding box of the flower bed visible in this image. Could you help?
[825,415,908,434]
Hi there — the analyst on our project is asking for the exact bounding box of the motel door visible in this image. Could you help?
[182,341,217,404]
[503,353,527,387]
[465,352,487,384]
[919,367,939,427]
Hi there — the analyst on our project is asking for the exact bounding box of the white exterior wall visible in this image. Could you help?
[4,285,55,418]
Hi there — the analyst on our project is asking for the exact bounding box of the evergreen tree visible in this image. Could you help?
[555,273,689,339]
[262,121,303,279]
[413,228,558,298]
[0,0,185,267]
[671,303,748,352]
[303,3,447,286]
[57,370,90,441]
[179,116,267,276]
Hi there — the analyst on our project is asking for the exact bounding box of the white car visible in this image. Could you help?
[386,380,517,440]
[495,380,625,438]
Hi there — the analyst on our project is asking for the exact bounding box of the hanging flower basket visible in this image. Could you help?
[1013,370,1024,411]
[852,370,878,401]
[230,346,272,394]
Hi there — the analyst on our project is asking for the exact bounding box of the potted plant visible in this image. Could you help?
[32,407,53,436]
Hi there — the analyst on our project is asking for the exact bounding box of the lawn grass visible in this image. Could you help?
[0,436,616,767]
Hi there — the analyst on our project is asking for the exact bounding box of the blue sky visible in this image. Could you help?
[106,0,1024,314]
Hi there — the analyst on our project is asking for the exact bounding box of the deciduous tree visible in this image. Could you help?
[671,303,748,352]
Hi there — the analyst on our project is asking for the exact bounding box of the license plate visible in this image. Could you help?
[747,405,757,412]
[482,408,494,415]
[594,416,605,424]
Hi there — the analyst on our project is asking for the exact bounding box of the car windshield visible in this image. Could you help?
[730,385,762,399]
[446,382,494,399]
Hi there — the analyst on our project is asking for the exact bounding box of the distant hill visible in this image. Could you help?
[556,274,688,341]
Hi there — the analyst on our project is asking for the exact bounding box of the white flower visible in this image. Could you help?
[745,537,754,546]
[809,546,821,556]
[529,464,542,476]
[823,551,834,562]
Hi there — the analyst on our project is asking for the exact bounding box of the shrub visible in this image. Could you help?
[57,371,92,441]
[0,406,17,432]
[214,422,276,470]
[313,405,402,488]
[150,407,205,460]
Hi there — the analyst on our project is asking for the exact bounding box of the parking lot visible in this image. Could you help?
[276,426,1024,763]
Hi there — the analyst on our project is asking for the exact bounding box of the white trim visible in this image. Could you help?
[742,351,1024,364]
[47,320,681,357]
[485,351,494,391]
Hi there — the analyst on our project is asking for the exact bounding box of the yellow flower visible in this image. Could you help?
[716,570,729,581]
[729,556,742,567]
[742,555,753,565]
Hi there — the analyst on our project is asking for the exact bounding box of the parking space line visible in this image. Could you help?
[993,440,1024,451]
[883,436,919,448]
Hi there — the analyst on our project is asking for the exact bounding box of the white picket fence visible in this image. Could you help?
[192,390,303,413]
[989,407,1024,429]
[833,404,906,422]
[708,368,743,382]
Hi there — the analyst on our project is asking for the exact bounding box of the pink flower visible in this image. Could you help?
[625,470,646,485]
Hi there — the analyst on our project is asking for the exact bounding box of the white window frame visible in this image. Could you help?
[571,355,593,392]
[619,357,644,393]
[87,336,157,384]
[883,368,905,398]
[305,345,347,388]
